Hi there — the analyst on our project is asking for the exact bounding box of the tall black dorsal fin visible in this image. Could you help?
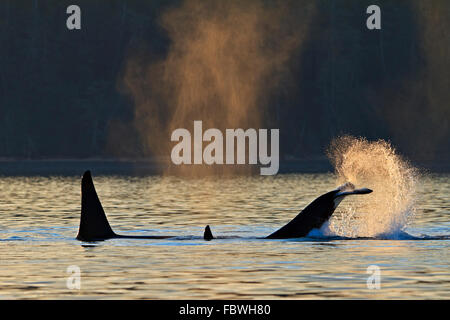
[204,225,214,240]
[76,171,116,241]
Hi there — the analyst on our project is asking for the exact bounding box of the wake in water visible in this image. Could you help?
[324,136,420,239]
[306,225,450,241]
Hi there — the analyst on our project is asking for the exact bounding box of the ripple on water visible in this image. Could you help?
[0,173,448,299]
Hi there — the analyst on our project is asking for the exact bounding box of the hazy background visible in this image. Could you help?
[0,0,448,168]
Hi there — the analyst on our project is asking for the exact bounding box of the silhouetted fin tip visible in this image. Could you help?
[77,170,116,241]
[204,225,214,241]
[82,170,92,180]
[335,187,373,197]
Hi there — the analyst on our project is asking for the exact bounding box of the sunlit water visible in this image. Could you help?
[0,173,448,299]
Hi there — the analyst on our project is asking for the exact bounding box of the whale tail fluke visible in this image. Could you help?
[76,170,116,241]
[266,183,373,239]
[332,183,372,208]
[335,182,372,197]
[204,225,214,241]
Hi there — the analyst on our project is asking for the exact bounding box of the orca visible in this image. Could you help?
[204,183,372,240]
[77,170,372,242]
[76,170,174,241]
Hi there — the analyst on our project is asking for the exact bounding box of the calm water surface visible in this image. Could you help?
[0,173,448,299]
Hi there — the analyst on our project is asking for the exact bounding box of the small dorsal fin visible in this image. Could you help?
[204,225,214,240]
[76,171,116,241]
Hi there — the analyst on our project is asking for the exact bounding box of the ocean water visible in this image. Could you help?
[0,173,448,299]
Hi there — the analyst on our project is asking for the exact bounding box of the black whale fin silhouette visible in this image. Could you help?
[76,171,372,241]
[204,225,214,241]
[204,183,372,240]
[76,171,173,241]
[77,171,116,241]
[266,182,372,239]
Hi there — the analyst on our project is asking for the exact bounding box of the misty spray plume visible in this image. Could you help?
[327,136,419,238]
[122,0,313,175]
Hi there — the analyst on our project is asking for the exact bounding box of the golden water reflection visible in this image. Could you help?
[0,173,448,299]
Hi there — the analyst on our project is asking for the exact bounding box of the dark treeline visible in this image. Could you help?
[0,0,448,161]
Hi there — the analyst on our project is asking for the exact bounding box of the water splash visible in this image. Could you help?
[327,136,419,238]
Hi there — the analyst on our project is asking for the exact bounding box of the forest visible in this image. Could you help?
[0,0,448,164]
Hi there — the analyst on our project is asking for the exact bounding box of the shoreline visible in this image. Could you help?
[0,158,448,176]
